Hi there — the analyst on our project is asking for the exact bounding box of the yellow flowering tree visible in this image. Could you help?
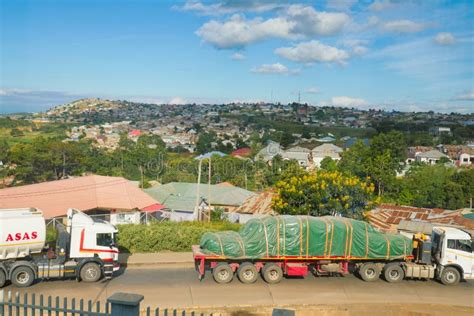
[272,170,379,219]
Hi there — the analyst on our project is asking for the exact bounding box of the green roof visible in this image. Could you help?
[145,182,256,212]
[463,213,474,220]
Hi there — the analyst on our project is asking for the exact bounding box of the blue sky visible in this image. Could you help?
[1,0,473,113]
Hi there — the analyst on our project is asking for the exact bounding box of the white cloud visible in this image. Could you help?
[306,87,320,94]
[369,0,394,11]
[454,90,474,101]
[176,1,283,16]
[196,14,295,49]
[251,63,299,75]
[331,96,369,107]
[434,32,456,45]
[382,20,428,33]
[231,52,245,60]
[275,40,349,65]
[285,5,350,37]
[326,0,357,11]
[341,39,369,56]
[196,5,350,49]
[168,97,187,105]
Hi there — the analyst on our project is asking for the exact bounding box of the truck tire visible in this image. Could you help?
[383,263,404,283]
[359,263,380,282]
[212,263,234,284]
[440,267,460,286]
[11,267,35,288]
[0,270,6,288]
[262,263,283,284]
[237,262,258,284]
[80,263,102,283]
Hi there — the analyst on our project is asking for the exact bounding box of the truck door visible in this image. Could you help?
[446,239,473,276]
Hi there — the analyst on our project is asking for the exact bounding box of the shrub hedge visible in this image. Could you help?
[117,221,240,253]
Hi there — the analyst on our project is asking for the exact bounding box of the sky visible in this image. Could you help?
[0,0,473,114]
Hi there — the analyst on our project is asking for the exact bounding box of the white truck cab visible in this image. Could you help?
[67,209,119,272]
[432,226,474,284]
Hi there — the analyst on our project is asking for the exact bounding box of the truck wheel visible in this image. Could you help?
[80,263,102,283]
[212,263,234,284]
[237,263,258,284]
[440,267,460,286]
[262,263,283,284]
[383,263,404,283]
[0,270,6,288]
[359,263,380,282]
[11,267,35,288]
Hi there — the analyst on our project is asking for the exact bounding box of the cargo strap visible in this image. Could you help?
[365,223,370,257]
[213,232,225,256]
[259,218,269,257]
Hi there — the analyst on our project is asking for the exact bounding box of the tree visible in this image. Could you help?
[279,131,295,148]
[319,157,338,172]
[10,128,24,137]
[302,130,311,139]
[272,170,378,219]
[196,132,217,154]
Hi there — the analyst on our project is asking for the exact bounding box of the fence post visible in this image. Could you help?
[107,293,144,316]
[0,289,4,316]
[272,309,295,316]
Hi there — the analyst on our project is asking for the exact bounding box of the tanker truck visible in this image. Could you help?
[0,208,120,288]
[193,215,474,285]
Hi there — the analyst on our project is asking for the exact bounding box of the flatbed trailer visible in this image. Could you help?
[192,225,474,285]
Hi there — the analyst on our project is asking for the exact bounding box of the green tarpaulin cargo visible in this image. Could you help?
[200,215,412,260]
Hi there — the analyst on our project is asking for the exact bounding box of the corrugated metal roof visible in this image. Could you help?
[367,204,474,233]
[145,182,256,212]
[0,175,159,218]
[233,191,276,215]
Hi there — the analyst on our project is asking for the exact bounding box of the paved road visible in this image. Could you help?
[3,266,474,312]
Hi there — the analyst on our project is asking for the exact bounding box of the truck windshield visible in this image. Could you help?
[96,233,113,247]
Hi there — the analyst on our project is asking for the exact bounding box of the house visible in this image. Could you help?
[415,149,449,165]
[256,141,283,162]
[406,146,433,164]
[312,144,343,168]
[194,151,226,160]
[145,182,256,222]
[315,136,336,143]
[281,146,311,168]
[367,204,474,235]
[0,175,162,224]
[440,145,474,166]
[429,127,451,136]
[230,147,252,158]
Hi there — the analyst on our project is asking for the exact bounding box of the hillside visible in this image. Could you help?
[45,98,162,123]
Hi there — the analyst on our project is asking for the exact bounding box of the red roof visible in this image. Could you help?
[141,203,166,212]
[129,130,142,137]
[0,175,159,218]
[231,147,252,157]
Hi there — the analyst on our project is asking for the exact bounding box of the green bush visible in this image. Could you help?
[117,221,240,253]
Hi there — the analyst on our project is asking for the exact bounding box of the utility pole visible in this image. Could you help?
[194,159,202,221]
[298,91,301,104]
[208,157,212,222]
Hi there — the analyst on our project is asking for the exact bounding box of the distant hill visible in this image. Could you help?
[46,98,129,116]
[44,98,162,123]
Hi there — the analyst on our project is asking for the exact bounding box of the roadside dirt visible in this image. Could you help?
[159,303,474,316]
